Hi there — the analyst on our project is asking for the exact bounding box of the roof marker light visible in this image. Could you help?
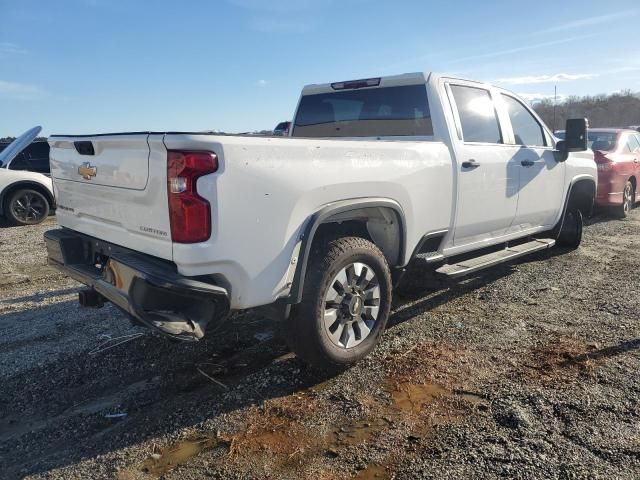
[330,77,381,90]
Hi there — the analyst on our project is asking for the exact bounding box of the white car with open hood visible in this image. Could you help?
[0,126,55,226]
[45,73,596,369]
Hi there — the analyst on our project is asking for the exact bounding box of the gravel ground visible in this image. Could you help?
[0,210,638,480]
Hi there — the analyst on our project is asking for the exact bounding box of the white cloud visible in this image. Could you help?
[257,79,267,87]
[228,0,335,12]
[448,34,595,65]
[541,9,640,34]
[497,73,597,85]
[517,93,567,104]
[249,17,308,33]
[0,42,27,57]
[0,80,47,100]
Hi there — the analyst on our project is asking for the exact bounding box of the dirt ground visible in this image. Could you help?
[0,210,639,480]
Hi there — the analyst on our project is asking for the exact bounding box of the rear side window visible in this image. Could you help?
[450,85,502,144]
[501,95,546,147]
[292,85,433,138]
[626,134,640,153]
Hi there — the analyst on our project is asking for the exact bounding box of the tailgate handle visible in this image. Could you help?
[74,141,95,156]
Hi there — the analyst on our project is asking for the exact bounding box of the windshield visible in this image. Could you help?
[292,85,433,138]
[588,131,617,151]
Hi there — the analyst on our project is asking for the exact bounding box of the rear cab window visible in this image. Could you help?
[292,84,433,138]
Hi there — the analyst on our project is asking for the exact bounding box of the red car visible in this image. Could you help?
[591,128,640,217]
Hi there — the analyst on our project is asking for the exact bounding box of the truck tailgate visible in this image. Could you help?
[49,134,173,260]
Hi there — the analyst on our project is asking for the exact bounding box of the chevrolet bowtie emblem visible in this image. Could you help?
[78,162,97,180]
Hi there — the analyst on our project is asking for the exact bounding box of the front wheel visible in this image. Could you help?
[4,189,50,226]
[285,236,392,370]
[556,209,583,249]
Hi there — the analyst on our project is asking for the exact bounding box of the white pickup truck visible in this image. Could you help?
[45,73,595,369]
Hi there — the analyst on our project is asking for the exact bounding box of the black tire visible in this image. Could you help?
[616,180,634,218]
[4,189,50,226]
[285,236,392,370]
[556,209,583,249]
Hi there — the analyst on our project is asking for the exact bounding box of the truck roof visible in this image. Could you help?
[300,72,497,96]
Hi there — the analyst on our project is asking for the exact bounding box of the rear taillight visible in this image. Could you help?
[167,150,218,243]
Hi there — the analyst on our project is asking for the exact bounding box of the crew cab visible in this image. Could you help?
[45,73,595,369]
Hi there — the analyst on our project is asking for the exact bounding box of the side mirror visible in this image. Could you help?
[555,118,588,162]
[565,118,588,152]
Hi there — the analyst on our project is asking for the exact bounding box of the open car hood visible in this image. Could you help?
[0,125,42,168]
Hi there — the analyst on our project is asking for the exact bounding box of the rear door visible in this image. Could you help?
[445,81,519,247]
[498,93,565,231]
[49,133,173,260]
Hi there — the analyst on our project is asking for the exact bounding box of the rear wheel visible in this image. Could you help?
[556,209,583,249]
[617,180,634,218]
[4,189,50,226]
[285,236,392,370]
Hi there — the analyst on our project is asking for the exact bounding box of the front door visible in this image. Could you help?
[446,82,519,246]
[499,93,565,231]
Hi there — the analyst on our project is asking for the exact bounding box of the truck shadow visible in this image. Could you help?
[0,245,601,478]
[0,300,325,478]
[389,245,570,327]
[0,286,80,305]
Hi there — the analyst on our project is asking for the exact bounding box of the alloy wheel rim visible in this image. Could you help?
[323,262,381,349]
[11,193,46,223]
[624,184,633,214]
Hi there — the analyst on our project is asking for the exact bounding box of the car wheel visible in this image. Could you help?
[4,189,50,226]
[556,209,583,249]
[285,236,392,370]
[617,180,634,218]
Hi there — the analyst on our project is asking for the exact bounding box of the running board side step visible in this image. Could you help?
[436,238,555,278]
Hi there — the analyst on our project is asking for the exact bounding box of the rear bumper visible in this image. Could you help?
[595,173,625,206]
[44,228,230,341]
[595,191,624,206]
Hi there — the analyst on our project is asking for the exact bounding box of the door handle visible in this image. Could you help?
[520,159,535,167]
[462,159,480,169]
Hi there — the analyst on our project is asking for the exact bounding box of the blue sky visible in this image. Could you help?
[1,0,639,136]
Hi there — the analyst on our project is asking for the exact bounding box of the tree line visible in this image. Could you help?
[533,91,640,131]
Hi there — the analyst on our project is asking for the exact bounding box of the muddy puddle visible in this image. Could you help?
[138,436,229,477]
[333,382,485,447]
[353,463,389,479]
[131,380,487,478]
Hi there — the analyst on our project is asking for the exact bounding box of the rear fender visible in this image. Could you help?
[286,198,406,305]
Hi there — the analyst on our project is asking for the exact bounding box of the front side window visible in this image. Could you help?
[293,85,433,138]
[501,94,546,147]
[450,85,502,144]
